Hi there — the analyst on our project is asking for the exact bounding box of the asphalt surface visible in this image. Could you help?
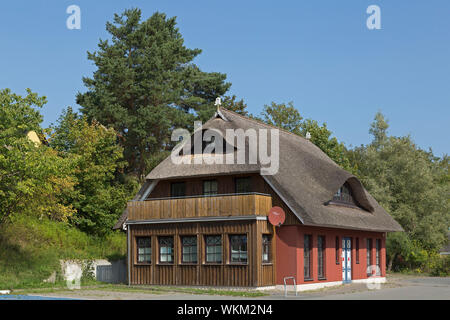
[2,275,449,300]
[0,295,74,300]
[304,277,450,300]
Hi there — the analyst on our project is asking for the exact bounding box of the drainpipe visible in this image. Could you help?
[127,223,131,286]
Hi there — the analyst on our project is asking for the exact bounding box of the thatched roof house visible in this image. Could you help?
[115,107,402,290]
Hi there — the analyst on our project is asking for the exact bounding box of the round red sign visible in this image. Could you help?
[268,206,285,226]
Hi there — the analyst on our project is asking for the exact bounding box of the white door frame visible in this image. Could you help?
[342,237,352,283]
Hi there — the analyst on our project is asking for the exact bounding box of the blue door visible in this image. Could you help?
[342,237,352,283]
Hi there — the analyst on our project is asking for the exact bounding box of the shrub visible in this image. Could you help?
[429,255,450,277]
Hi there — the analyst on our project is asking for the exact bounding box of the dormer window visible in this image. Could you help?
[188,130,229,155]
[203,135,215,152]
[332,182,356,205]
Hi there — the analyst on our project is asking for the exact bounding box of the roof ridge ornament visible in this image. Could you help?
[306,132,311,140]
[214,97,222,112]
[213,97,229,121]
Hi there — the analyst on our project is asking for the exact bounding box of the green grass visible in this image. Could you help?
[0,214,126,289]
[15,283,267,297]
[134,285,267,297]
[0,215,265,297]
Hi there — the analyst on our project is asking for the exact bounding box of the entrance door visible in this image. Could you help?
[342,237,352,283]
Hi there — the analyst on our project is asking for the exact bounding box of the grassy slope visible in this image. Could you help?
[0,215,126,289]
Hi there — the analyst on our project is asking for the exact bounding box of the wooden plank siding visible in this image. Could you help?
[129,220,276,287]
[128,193,272,221]
[126,173,293,287]
[140,173,300,225]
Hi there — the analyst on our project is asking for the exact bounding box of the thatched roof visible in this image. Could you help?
[114,108,403,232]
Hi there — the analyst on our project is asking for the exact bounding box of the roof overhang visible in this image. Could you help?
[126,215,267,225]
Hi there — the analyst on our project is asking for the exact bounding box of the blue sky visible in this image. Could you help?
[0,0,448,156]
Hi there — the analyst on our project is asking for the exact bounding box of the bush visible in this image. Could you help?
[429,255,450,277]
[387,234,450,275]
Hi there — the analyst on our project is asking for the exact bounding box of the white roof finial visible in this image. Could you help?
[306,132,311,140]
[215,97,222,111]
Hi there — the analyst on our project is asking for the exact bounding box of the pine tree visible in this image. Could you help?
[221,95,249,116]
[77,9,230,178]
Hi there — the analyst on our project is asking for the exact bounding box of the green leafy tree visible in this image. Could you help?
[50,108,136,235]
[0,89,75,225]
[77,9,230,178]
[350,112,449,270]
[260,101,303,134]
[298,119,352,172]
[258,102,352,171]
[385,232,412,272]
[369,112,389,150]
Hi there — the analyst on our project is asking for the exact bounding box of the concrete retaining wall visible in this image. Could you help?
[59,259,126,285]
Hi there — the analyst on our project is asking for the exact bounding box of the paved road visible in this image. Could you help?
[0,295,74,300]
[3,276,449,300]
[304,277,450,300]
[270,276,450,300]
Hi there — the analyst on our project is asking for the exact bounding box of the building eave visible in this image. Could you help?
[126,215,268,225]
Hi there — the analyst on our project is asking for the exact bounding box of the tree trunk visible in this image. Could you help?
[387,253,396,272]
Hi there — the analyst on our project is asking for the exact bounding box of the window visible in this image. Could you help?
[335,236,340,264]
[203,180,218,196]
[304,235,312,280]
[262,235,271,263]
[137,237,151,264]
[159,236,174,264]
[235,177,252,193]
[318,236,325,279]
[366,238,373,276]
[205,235,222,263]
[229,235,247,263]
[332,182,356,205]
[376,239,381,275]
[181,236,197,264]
[356,238,360,264]
[171,182,186,197]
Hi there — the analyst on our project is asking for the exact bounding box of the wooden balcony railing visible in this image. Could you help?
[127,193,272,221]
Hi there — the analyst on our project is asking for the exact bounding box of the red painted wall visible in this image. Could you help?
[275,225,386,285]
